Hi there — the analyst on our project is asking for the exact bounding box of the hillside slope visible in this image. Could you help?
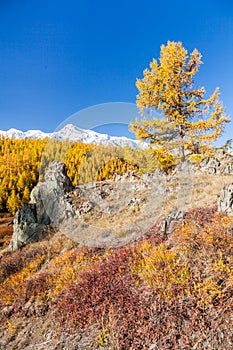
[1,151,233,349]
[0,190,233,349]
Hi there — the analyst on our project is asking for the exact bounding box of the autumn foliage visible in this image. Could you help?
[0,206,232,349]
[130,41,230,167]
[0,137,156,214]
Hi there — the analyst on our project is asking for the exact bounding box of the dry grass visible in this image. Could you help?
[191,174,233,208]
[65,173,233,247]
[164,174,233,215]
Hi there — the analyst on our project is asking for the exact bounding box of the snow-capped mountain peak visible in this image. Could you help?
[0,124,146,149]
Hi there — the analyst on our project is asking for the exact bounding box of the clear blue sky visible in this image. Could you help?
[0,0,233,142]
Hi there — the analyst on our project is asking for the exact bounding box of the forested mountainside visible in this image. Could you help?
[0,137,155,214]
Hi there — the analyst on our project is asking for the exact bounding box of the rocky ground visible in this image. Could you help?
[9,155,233,250]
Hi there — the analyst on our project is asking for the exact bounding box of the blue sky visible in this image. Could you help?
[0,0,233,142]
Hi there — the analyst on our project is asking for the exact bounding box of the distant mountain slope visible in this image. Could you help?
[0,124,145,149]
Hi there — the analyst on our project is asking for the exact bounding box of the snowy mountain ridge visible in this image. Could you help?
[0,124,145,149]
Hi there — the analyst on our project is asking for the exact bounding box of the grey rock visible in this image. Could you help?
[112,170,139,182]
[222,162,233,174]
[30,161,74,225]
[160,209,186,236]
[44,161,73,192]
[218,183,233,215]
[128,197,141,207]
[9,203,49,250]
[76,201,94,216]
[193,153,233,175]
[10,161,75,250]
[201,156,220,169]
[173,160,194,175]
[31,161,74,225]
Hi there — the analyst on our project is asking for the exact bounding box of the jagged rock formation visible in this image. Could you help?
[171,151,233,175]
[9,204,50,251]
[218,183,233,216]
[194,151,233,174]
[30,161,74,225]
[10,161,75,250]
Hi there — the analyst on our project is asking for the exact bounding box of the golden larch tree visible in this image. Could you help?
[130,41,230,165]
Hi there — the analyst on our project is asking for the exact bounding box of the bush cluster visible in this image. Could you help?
[0,207,232,348]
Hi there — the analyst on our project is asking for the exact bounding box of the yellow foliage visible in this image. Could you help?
[133,244,191,299]
[0,255,46,305]
[45,248,103,299]
[0,138,159,213]
[7,319,16,334]
[130,41,230,164]
[172,212,233,305]
[133,210,233,306]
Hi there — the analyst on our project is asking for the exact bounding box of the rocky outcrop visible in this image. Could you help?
[10,163,168,249]
[11,162,166,250]
[10,151,233,250]
[172,160,194,175]
[218,183,233,216]
[171,151,233,175]
[10,161,75,250]
[160,209,186,237]
[30,161,74,225]
[194,151,233,175]
[9,204,50,250]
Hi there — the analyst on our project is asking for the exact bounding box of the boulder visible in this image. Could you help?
[9,203,49,250]
[218,183,233,215]
[201,156,220,169]
[200,157,220,174]
[160,209,186,237]
[10,161,75,250]
[192,153,233,175]
[172,160,194,175]
[30,161,74,225]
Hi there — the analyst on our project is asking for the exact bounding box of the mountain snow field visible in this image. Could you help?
[0,124,146,149]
